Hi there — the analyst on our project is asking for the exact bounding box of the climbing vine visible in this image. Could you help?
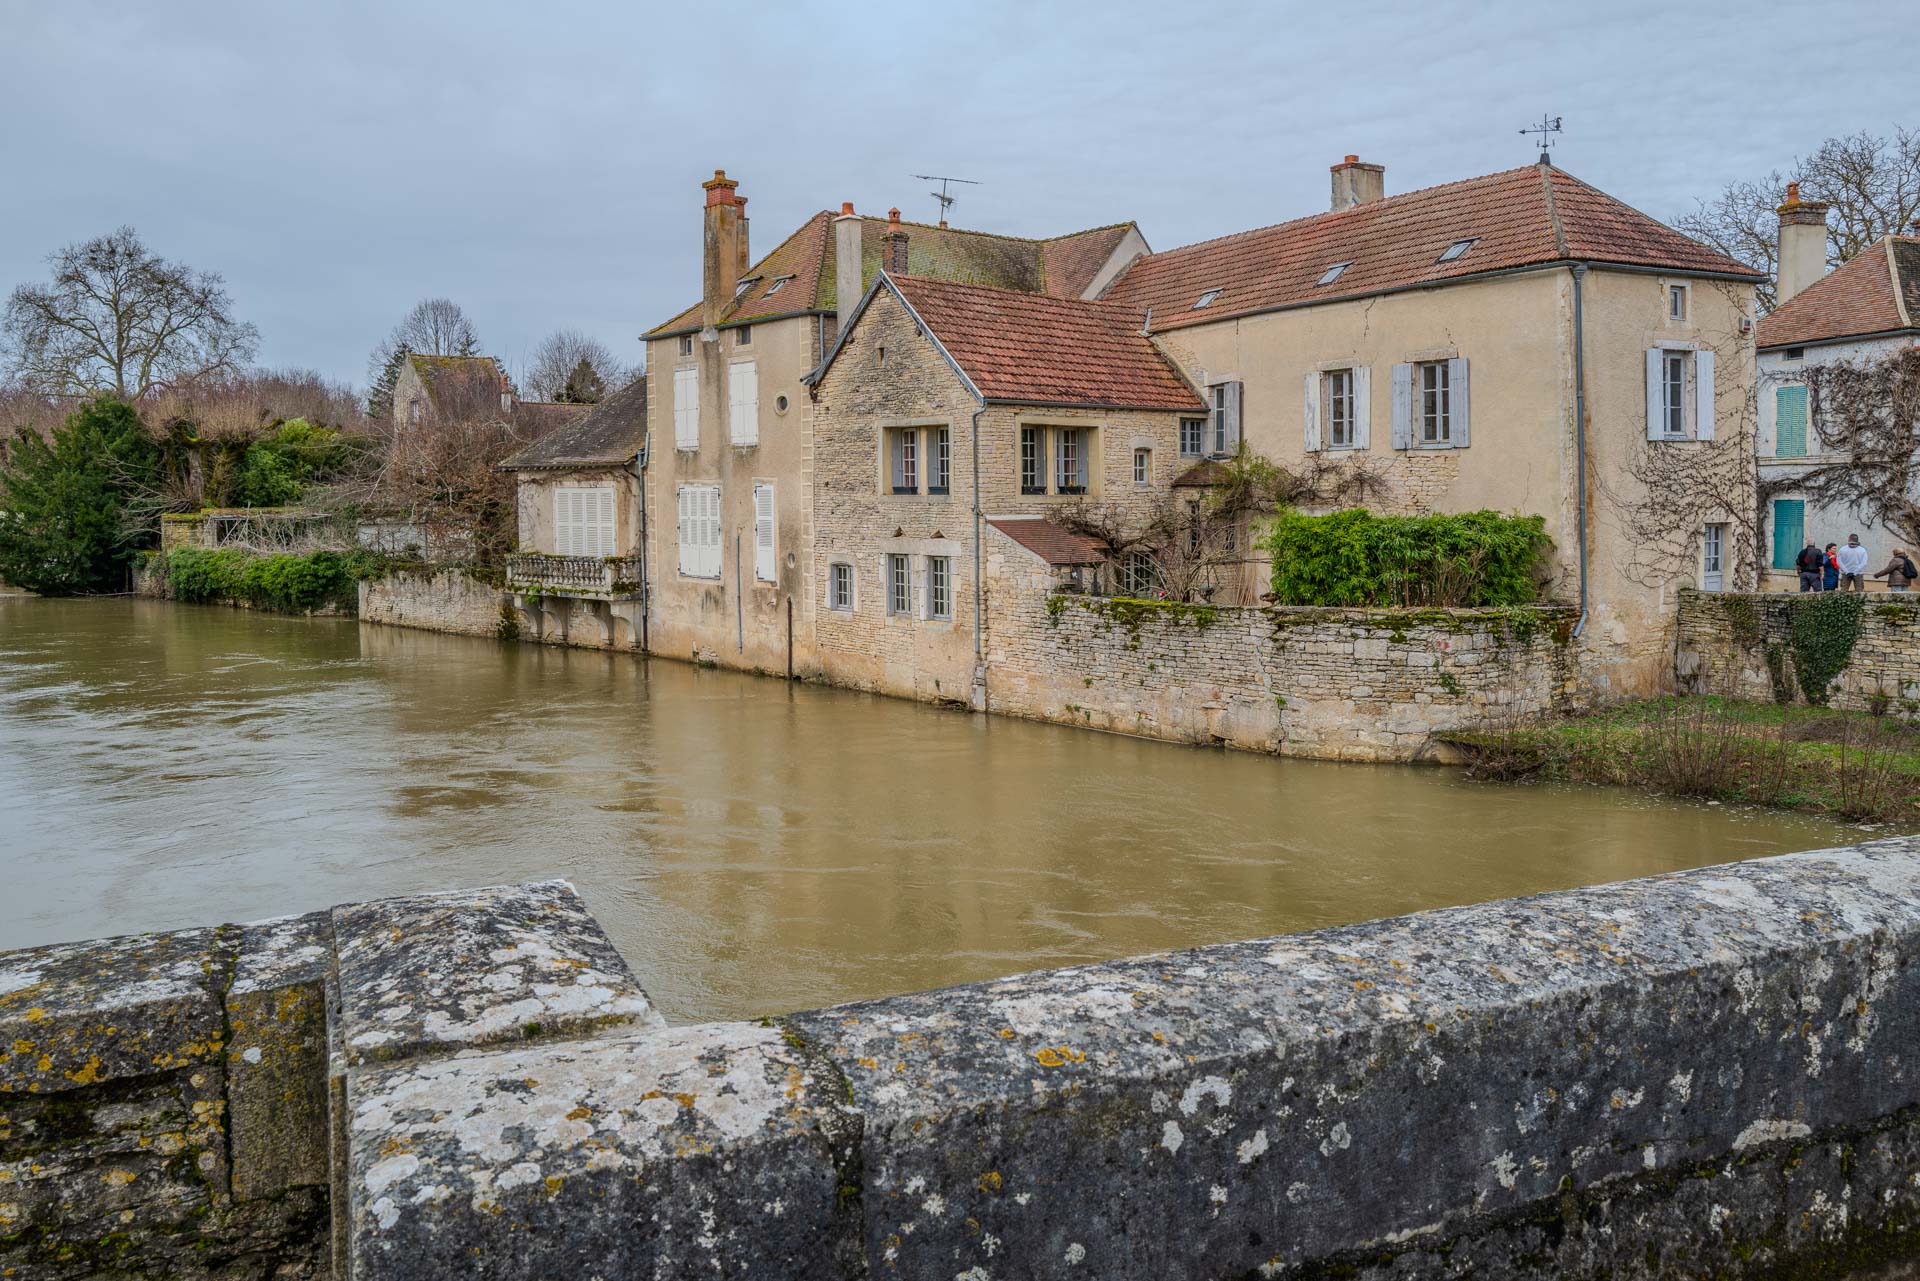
[1786,593,1864,705]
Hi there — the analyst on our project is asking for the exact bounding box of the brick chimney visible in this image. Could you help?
[1330,155,1385,210]
[1776,181,1831,306]
[701,169,745,330]
[882,207,909,275]
[834,201,863,316]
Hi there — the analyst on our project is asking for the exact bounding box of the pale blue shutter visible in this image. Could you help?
[1694,348,1715,441]
[1390,364,1412,449]
[1352,366,1372,449]
[1447,357,1470,448]
[1302,372,1321,452]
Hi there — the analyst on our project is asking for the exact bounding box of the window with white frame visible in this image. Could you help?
[1668,284,1689,322]
[887,554,911,616]
[673,366,698,448]
[1645,345,1715,442]
[728,360,758,445]
[752,483,776,581]
[1133,447,1151,486]
[1020,427,1044,494]
[829,562,853,611]
[1118,551,1160,597]
[1662,350,1688,435]
[1701,522,1725,591]
[1208,382,1242,455]
[889,428,918,493]
[1056,428,1086,494]
[678,335,693,357]
[926,556,952,620]
[675,484,721,578]
[931,428,950,494]
[1179,418,1204,457]
[1418,361,1451,444]
[553,486,616,557]
[1324,369,1354,448]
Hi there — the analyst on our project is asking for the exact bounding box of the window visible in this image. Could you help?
[775,394,789,413]
[930,428,951,495]
[752,483,776,582]
[678,335,693,357]
[673,366,698,448]
[728,361,758,445]
[1418,360,1451,444]
[887,554,911,616]
[1192,288,1222,309]
[1437,238,1477,263]
[1701,523,1725,591]
[675,484,721,578]
[1209,382,1241,455]
[1661,350,1688,437]
[765,276,790,298]
[1187,500,1203,555]
[1020,427,1044,494]
[734,278,756,298]
[1785,347,1806,361]
[1775,385,1808,458]
[1179,418,1204,458]
[1133,447,1152,486]
[554,486,616,557]
[736,325,752,346]
[829,562,853,611]
[1118,552,1160,597]
[1317,262,1353,286]
[1771,498,1805,571]
[407,398,422,427]
[1646,346,1713,442]
[1056,428,1086,494]
[1325,369,1354,448]
[1668,284,1689,322]
[889,428,918,493]
[927,556,952,620]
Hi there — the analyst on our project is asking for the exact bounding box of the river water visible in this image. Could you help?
[0,597,1858,1021]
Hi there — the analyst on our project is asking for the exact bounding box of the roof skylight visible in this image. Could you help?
[1192,288,1223,309]
[734,277,760,297]
[764,275,794,298]
[1437,238,1478,264]
[1317,261,1354,286]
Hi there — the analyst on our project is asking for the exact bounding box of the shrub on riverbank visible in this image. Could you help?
[166,547,388,613]
[0,397,159,594]
[1261,509,1551,607]
[1444,697,1920,825]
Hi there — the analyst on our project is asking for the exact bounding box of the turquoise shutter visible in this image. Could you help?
[1775,386,1808,458]
[1771,499,1805,571]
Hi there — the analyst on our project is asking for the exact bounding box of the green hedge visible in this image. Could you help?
[166,547,388,613]
[1261,509,1552,607]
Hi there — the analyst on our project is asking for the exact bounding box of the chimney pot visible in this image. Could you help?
[882,210,909,275]
[1786,181,1800,203]
[1344,154,1359,164]
[840,201,855,216]
[888,207,901,228]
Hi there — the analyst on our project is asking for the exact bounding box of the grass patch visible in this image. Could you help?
[1443,696,1920,826]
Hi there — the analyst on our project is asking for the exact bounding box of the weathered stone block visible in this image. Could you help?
[346,1022,861,1280]
[228,910,332,1200]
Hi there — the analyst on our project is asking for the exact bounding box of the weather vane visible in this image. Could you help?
[912,174,981,226]
[1520,114,1563,158]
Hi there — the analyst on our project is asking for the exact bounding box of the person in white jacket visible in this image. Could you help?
[1836,534,1870,592]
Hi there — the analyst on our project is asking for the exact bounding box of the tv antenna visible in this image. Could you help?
[1520,114,1563,159]
[912,174,980,226]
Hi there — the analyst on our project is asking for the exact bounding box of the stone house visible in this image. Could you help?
[636,170,1148,675]
[1097,154,1764,695]
[804,272,1205,704]
[389,353,585,440]
[1755,186,1920,588]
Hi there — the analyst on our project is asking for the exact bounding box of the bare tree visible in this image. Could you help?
[524,328,627,403]
[365,298,484,418]
[1790,348,1920,550]
[2,227,259,399]
[1677,126,1920,312]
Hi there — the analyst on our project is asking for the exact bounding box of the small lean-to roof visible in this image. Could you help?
[1757,237,1920,350]
[885,275,1206,412]
[500,380,648,471]
[1171,460,1235,488]
[1101,162,1761,330]
[987,517,1106,566]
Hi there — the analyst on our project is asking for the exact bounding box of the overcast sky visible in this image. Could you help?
[3,0,1909,391]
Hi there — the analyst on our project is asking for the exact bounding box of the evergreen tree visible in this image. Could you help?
[0,397,158,594]
[557,357,606,404]
[365,345,409,420]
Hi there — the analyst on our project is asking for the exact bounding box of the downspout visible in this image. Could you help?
[1570,264,1590,639]
[629,444,648,654]
[970,403,987,711]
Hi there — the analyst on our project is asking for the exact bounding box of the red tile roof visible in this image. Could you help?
[1757,237,1920,349]
[643,214,1143,336]
[987,517,1106,565]
[1100,163,1760,330]
[890,275,1207,412]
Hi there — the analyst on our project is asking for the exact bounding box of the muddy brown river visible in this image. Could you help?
[0,596,1859,1021]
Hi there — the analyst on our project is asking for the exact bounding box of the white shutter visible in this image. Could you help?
[1302,372,1322,453]
[674,367,698,449]
[753,483,776,581]
[1223,381,1243,452]
[704,486,722,578]
[1390,363,1413,449]
[676,487,692,575]
[553,491,571,557]
[593,487,615,556]
[1695,348,1716,441]
[1352,366,1372,449]
[1447,357,1470,448]
[1646,348,1664,441]
[729,361,758,445]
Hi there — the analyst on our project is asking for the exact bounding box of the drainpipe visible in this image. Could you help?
[970,404,987,710]
[629,446,648,653]
[1570,263,1590,639]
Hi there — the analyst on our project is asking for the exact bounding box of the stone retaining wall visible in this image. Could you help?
[357,568,508,639]
[10,840,1920,1278]
[1675,588,1920,713]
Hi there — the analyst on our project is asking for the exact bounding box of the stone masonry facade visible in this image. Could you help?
[1675,587,1920,713]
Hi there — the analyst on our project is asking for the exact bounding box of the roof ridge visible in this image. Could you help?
[893,272,1145,314]
[1547,167,1756,274]
[1539,163,1569,259]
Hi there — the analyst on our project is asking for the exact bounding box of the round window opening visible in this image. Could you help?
[775,394,790,414]
[786,552,797,568]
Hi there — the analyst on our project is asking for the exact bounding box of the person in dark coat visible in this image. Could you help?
[1822,543,1842,592]
[1795,540,1825,592]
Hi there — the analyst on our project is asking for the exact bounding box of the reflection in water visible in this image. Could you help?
[0,597,1860,1021]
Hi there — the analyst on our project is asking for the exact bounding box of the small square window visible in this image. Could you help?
[1668,285,1688,322]
[1192,288,1223,309]
[1786,347,1805,361]
[678,335,693,357]
[1133,447,1151,486]
[1317,261,1353,286]
[1437,238,1477,263]
[829,562,853,611]
[736,325,752,346]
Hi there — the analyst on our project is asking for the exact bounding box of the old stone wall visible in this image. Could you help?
[982,544,1580,760]
[358,568,509,640]
[1675,587,1920,713]
[13,840,1920,1278]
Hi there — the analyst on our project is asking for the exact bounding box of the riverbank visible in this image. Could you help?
[1444,696,1920,825]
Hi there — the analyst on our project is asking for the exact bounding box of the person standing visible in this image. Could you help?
[1823,544,1842,592]
[1795,539,1825,592]
[1837,534,1870,593]
[1873,547,1919,593]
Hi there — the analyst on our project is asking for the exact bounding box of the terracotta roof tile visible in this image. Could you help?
[1039,224,1140,298]
[987,517,1106,565]
[891,275,1206,412]
[1758,237,1920,349]
[1102,164,1759,330]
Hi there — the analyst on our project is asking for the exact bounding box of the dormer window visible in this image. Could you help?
[1317,262,1354,286]
[1437,238,1478,264]
[1192,288,1223,309]
[765,275,793,298]
[734,278,758,298]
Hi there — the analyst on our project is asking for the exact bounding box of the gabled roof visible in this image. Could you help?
[407,353,505,404]
[987,517,1106,566]
[643,214,1144,337]
[1100,162,1761,330]
[849,274,1204,412]
[1757,236,1920,350]
[500,380,648,471]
